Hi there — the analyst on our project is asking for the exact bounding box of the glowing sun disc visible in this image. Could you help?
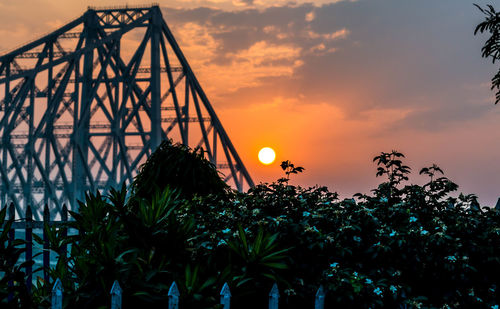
[258,147,276,165]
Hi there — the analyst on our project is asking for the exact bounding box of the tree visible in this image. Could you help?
[131,139,229,200]
[475,4,500,104]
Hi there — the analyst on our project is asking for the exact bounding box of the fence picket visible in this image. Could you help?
[168,281,180,309]
[220,282,231,309]
[51,278,63,309]
[8,203,14,239]
[315,285,325,309]
[26,205,33,292]
[110,280,123,309]
[43,204,50,285]
[60,204,68,263]
[269,283,279,309]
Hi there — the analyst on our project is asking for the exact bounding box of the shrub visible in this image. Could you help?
[131,139,229,200]
[30,149,500,308]
[0,207,35,308]
[188,151,500,308]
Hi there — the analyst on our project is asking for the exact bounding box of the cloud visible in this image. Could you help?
[308,43,337,55]
[232,0,254,7]
[3,0,487,133]
[193,39,304,94]
[305,11,315,22]
[172,22,220,67]
[164,3,354,98]
[170,0,352,10]
[229,40,301,65]
[306,28,350,40]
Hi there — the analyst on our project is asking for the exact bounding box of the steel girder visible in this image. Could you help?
[0,6,254,219]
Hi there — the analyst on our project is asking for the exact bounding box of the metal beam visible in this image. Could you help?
[0,5,254,218]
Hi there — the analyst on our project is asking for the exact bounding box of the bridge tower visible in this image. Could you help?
[0,6,254,219]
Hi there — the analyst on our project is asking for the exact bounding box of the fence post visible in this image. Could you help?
[220,282,231,309]
[43,204,50,285]
[110,280,122,309]
[26,205,33,292]
[51,278,63,309]
[269,283,279,309]
[168,281,180,309]
[315,285,325,309]
[60,204,68,262]
[7,203,14,240]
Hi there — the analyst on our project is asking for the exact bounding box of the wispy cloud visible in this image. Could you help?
[173,0,352,10]
[306,28,350,40]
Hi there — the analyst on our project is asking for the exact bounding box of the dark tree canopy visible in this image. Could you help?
[475,4,500,104]
[131,139,229,200]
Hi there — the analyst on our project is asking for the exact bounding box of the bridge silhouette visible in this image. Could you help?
[0,5,254,219]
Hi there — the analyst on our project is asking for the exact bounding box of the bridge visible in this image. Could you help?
[0,5,254,219]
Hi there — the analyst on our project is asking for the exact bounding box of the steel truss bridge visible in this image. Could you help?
[0,5,254,219]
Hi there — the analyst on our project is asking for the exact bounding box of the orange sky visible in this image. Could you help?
[1,0,499,205]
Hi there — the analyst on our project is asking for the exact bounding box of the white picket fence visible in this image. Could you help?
[49,278,326,309]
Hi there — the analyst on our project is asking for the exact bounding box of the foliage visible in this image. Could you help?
[279,160,305,183]
[475,4,500,104]
[188,151,500,308]
[131,139,229,200]
[0,206,35,308]
[35,142,287,308]
[39,186,198,308]
[5,146,500,308]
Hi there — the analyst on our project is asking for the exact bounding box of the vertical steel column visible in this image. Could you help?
[74,10,97,202]
[44,43,53,207]
[25,79,34,207]
[150,7,162,151]
[112,40,120,187]
[71,52,80,209]
[212,129,217,165]
[184,76,189,145]
[1,63,9,207]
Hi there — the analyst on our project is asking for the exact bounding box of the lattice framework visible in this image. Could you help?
[0,6,254,219]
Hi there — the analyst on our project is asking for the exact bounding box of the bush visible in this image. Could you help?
[8,148,500,308]
[187,151,500,308]
[131,139,229,200]
[38,139,288,308]
[0,207,35,308]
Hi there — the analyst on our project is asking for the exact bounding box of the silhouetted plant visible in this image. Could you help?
[371,150,411,200]
[279,160,305,183]
[37,186,198,308]
[475,4,500,103]
[0,207,35,308]
[373,150,411,185]
[190,155,500,308]
[132,139,229,200]
[34,152,500,308]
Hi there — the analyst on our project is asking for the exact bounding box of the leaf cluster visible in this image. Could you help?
[0,207,35,308]
[131,139,229,201]
[475,4,500,104]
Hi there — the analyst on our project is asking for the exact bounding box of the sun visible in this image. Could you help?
[258,147,276,165]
